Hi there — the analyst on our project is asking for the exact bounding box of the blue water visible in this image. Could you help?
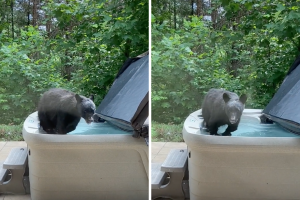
[68,119,132,135]
[201,116,300,137]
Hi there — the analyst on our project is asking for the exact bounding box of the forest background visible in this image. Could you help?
[152,0,300,141]
[0,0,148,140]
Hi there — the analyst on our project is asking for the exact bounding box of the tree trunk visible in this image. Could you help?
[27,0,30,26]
[169,1,171,27]
[45,0,52,36]
[62,0,72,81]
[45,13,51,36]
[32,0,38,26]
[173,0,176,29]
[229,21,238,77]
[191,0,194,15]
[10,0,13,39]
[211,0,217,29]
[197,0,202,16]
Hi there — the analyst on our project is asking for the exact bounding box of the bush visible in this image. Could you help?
[152,15,294,124]
[0,124,23,141]
[152,121,184,142]
[0,27,69,124]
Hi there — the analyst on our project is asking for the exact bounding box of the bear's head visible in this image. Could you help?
[75,94,96,124]
[223,93,247,124]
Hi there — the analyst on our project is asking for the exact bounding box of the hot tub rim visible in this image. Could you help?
[183,109,300,149]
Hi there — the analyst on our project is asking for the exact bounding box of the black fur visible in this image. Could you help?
[38,88,96,134]
[259,114,273,124]
[89,94,94,102]
[202,88,247,136]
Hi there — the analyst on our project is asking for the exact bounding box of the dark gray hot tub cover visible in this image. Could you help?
[263,55,300,133]
[96,52,149,137]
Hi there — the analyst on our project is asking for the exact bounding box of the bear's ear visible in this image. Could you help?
[75,94,83,103]
[223,93,230,103]
[89,94,94,102]
[239,94,247,104]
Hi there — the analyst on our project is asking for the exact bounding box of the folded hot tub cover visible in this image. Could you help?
[263,55,300,133]
[96,52,149,138]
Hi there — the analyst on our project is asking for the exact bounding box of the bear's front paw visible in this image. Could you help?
[222,132,232,136]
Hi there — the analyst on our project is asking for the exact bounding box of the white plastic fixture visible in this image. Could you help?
[183,109,300,200]
[23,112,148,200]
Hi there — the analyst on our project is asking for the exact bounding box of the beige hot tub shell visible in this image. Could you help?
[183,109,300,200]
[22,112,149,200]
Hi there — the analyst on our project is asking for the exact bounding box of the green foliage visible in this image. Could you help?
[152,16,244,123]
[44,0,149,103]
[0,124,23,141]
[0,0,148,125]
[152,0,298,124]
[0,27,68,124]
[152,121,184,142]
[226,0,300,48]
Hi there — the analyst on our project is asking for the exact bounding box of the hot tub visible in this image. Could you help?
[22,112,148,200]
[183,109,300,200]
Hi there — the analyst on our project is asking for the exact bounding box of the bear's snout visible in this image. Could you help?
[229,115,238,124]
[85,117,94,124]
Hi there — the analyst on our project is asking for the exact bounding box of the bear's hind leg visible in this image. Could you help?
[38,111,56,133]
[201,121,210,132]
[207,122,219,136]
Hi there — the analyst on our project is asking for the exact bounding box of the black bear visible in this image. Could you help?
[201,88,247,136]
[38,88,96,134]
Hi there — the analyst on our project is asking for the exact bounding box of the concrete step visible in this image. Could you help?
[161,149,188,172]
[151,163,167,189]
[0,162,9,185]
[3,147,28,170]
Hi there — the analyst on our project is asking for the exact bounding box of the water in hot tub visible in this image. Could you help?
[68,119,132,135]
[200,116,300,137]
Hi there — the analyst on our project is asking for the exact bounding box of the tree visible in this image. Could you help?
[0,0,148,124]
[152,0,298,123]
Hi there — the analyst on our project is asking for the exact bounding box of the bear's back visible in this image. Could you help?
[38,88,78,115]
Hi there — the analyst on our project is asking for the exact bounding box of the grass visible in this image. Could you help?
[152,121,184,142]
[0,124,24,141]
